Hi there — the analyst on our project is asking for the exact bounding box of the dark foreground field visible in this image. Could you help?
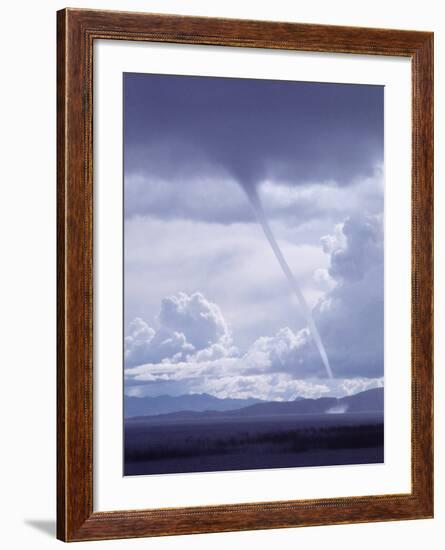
[124,412,384,476]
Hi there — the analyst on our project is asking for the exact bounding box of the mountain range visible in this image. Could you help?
[125,387,383,420]
[125,393,263,417]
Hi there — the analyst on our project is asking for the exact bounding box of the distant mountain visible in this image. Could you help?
[126,388,383,421]
[124,393,263,417]
[233,388,384,418]
[342,387,384,412]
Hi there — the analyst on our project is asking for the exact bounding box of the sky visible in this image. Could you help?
[123,72,384,401]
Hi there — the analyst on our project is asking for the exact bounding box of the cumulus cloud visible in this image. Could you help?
[200,374,383,401]
[314,214,384,377]
[125,321,313,385]
[125,316,383,401]
[243,327,311,373]
[125,357,383,401]
[321,215,383,282]
[158,292,232,350]
[125,292,236,368]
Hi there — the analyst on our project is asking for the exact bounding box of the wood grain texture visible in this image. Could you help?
[57,8,434,542]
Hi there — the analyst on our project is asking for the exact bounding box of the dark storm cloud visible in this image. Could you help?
[124,72,383,192]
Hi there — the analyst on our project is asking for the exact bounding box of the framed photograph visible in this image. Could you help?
[57,8,433,542]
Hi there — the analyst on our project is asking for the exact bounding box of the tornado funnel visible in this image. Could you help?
[246,186,333,379]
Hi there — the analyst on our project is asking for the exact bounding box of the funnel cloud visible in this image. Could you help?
[244,185,333,379]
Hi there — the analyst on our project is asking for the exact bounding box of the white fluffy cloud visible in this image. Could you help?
[125,356,383,401]
[243,327,311,373]
[125,316,383,401]
[200,374,383,401]
[158,292,232,350]
[126,326,309,383]
[125,292,236,368]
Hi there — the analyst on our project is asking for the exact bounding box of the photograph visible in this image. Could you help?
[123,73,385,476]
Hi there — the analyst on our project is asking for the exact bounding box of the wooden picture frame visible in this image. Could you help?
[57,8,434,542]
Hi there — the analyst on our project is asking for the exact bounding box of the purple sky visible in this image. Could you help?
[123,73,384,401]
